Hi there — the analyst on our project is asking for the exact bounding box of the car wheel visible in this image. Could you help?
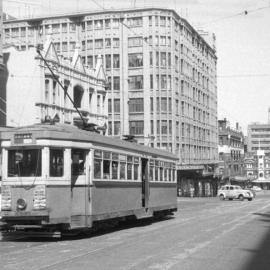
[239,195,244,201]
[229,198,233,200]
[219,194,225,200]
[248,198,253,201]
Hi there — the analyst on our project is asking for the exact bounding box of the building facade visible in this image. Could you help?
[247,123,270,155]
[218,119,245,183]
[2,8,218,196]
[0,35,107,128]
[244,150,270,189]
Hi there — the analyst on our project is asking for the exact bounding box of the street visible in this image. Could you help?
[1,192,270,270]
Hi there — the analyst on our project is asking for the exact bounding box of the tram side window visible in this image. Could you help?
[8,149,42,177]
[72,149,87,175]
[127,156,133,180]
[119,155,126,180]
[112,153,119,179]
[168,168,172,182]
[149,160,154,181]
[103,151,111,179]
[134,157,139,180]
[160,166,164,181]
[164,168,167,182]
[50,149,64,177]
[94,150,102,179]
[155,161,159,181]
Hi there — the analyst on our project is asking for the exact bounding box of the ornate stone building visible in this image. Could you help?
[0,33,107,128]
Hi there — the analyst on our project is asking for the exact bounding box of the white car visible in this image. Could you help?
[251,186,262,192]
[218,185,254,201]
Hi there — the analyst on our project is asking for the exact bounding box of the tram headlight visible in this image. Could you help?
[1,185,12,211]
[17,198,27,210]
[33,185,46,210]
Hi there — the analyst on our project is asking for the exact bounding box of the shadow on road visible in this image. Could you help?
[0,215,175,242]
[241,212,270,270]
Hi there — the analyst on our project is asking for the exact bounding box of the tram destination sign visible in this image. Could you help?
[14,133,34,144]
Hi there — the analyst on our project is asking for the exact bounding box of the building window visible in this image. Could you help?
[86,21,92,31]
[113,38,120,47]
[112,19,119,28]
[87,40,93,50]
[108,121,112,135]
[95,39,103,49]
[160,16,166,26]
[160,52,166,67]
[94,20,103,29]
[105,19,111,28]
[21,27,26,37]
[108,99,112,113]
[113,54,120,68]
[28,27,34,37]
[54,42,60,52]
[52,81,57,104]
[127,17,143,27]
[113,76,120,90]
[129,98,144,113]
[156,52,159,66]
[128,53,143,68]
[45,79,50,103]
[161,75,167,89]
[87,55,93,68]
[52,24,60,33]
[161,121,167,135]
[128,37,143,47]
[81,41,85,51]
[161,97,167,112]
[128,75,143,90]
[105,54,111,69]
[69,23,76,32]
[129,121,144,135]
[70,42,76,51]
[114,121,120,135]
[62,42,67,52]
[105,38,111,47]
[114,99,120,113]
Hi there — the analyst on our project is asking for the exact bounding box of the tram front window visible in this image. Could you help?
[72,149,87,176]
[50,149,64,177]
[8,149,42,177]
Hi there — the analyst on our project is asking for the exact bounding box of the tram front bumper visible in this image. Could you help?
[0,210,49,220]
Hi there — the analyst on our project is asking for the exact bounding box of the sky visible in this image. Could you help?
[3,0,270,134]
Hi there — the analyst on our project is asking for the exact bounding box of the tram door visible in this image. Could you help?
[71,149,91,227]
[141,158,149,208]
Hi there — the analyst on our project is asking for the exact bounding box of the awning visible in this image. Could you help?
[252,178,270,183]
[231,176,249,182]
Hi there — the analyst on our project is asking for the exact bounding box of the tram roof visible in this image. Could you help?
[0,123,178,160]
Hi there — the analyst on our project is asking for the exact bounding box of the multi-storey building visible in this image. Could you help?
[247,122,270,155]
[0,32,107,128]
[0,0,4,69]
[2,8,218,196]
[218,118,245,182]
[244,150,270,189]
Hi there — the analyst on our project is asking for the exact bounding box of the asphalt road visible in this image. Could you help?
[1,192,270,270]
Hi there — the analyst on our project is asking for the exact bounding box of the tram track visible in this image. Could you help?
[1,198,269,270]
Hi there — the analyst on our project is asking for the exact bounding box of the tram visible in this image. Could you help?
[0,122,178,236]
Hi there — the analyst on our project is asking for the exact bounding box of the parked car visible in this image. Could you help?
[251,186,262,192]
[218,185,254,201]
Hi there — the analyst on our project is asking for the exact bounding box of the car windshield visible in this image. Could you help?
[8,149,42,177]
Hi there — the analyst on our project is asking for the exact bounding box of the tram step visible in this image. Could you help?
[135,208,153,219]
